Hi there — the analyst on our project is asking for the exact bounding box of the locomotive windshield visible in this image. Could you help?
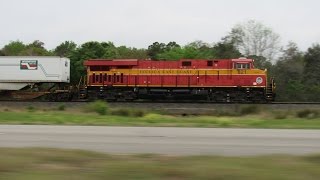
[234,63,251,69]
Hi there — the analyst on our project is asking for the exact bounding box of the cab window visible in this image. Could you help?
[234,63,250,69]
[182,61,191,66]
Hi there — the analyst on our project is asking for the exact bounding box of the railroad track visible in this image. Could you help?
[1,101,320,116]
[272,102,320,104]
[2,99,320,104]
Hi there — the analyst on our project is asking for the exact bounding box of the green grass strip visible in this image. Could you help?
[1,111,320,129]
[0,147,320,180]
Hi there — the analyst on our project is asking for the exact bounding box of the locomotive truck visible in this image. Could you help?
[81,58,275,103]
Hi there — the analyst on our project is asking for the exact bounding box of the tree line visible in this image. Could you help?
[0,20,319,102]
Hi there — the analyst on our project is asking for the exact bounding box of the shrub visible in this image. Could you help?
[26,106,35,112]
[239,105,261,115]
[57,104,66,111]
[218,120,231,127]
[273,111,289,119]
[84,101,108,115]
[131,109,145,117]
[111,108,146,117]
[111,109,130,116]
[296,109,319,119]
[214,110,238,117]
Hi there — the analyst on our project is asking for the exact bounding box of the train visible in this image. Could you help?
[80,58,275,103]
[0,56,275,103]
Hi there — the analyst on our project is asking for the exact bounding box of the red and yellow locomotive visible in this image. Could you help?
[81,58,275,102]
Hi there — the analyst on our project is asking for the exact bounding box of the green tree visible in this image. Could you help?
[156,47,185,60]
[165,41,180,51]
[156,41,214,60]
[157,40,242,60]
[303,44,320,101]
[304,44,320,85]
[20,40,52,56]
[185,41,209,49]
[182,45,201,59]
[273,42,305,101]
[54,41,77,57]
[76,41,107,59]
[212,41,242,59]
[117,46,148,59]
[147,42,166,60]
[184,41,213,59]
[101,42,120,59]
[147,42,183,60]
[1,41,26,55]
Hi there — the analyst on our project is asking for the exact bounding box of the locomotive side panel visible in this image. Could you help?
[84,59,268,88]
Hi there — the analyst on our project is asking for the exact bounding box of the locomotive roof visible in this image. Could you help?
[87,58,252,62]
[84,58,254,66]
[85,58,253,62]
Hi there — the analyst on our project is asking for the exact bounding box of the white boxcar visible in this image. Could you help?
[0,56,70,90]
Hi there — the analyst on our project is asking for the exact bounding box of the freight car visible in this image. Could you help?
[0,56,72,101]
[80,58,275,103]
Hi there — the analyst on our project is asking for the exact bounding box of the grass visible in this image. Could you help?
[1,101,320,129]
[84,100,109,115]
[0,147,320,180]
[1,110,320,129]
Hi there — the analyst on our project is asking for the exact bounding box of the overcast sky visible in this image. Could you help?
[1,0,319,50]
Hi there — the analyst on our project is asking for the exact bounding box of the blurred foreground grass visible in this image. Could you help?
[0,147,320,180]
[1,110,320,129]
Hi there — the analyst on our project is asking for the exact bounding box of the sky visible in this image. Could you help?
[0,0,319,50]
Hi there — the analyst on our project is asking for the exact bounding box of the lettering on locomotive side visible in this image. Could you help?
[164,69,174,74]
[178,69,192,74]
[138,70,160,74]
[138,69,193,74]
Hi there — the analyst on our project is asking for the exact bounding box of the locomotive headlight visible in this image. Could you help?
[256,77,263,84]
